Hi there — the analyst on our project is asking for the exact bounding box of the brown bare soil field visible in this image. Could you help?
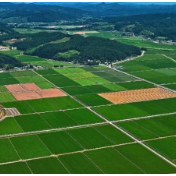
[5,84,24,92]
[20,83,40,91]
[6,83,67,101]
[36,89,66,98]
[12,91,42,101]
[99,88,176,104]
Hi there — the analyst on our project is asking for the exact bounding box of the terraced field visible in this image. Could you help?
[0,63,176,174]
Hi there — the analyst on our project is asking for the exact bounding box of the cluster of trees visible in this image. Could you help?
[105,13,176,41]
[14,32,68,50]
[30,35,141,63]
[0,53,24,69]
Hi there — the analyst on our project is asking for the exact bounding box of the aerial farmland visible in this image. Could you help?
[0,2,176,174]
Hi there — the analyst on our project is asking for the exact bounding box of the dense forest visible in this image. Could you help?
[104,13,176,41]
[26,35,141,64]
[0,23,15,34]
[0,53,24,69]
[0,3,90,23]
[13,32,68,50]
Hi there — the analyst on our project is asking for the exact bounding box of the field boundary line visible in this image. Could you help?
[0,122,108,139]
[0,141,136,166]
[112,111,176,123]
[163,54,176,63]
[142,134,176,143]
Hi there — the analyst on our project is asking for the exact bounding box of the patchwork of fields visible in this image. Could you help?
[0,62,176,173]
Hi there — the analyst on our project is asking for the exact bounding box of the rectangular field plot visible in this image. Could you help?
[93,105,129,121]
[54,67,86,74]
[103,83,127,91]
[2,101,35,114]
[27,158,69,174]
[38,131,83,154]
[74,77,110,86]
[0,72,12,79]
[119,56,176,72]
[67,127,113,149]
[10,70,37,77]
[164,83,176,90]
[0,117,23,136]
[16,55,43,62]
[65,108,104,125]
[0,162,32,174]
[0,77,18,86]
[118,81,155,90]
[0,139,20,163]
[146,137,176,164]
[99,88,176,104]
[85,85,111,93]
[49,96,83,109]
[93,104,148,121]
[10,135,51,159]
[15,114,51,132]
[76,94,111,106]
[117,114,176,140]
[36,69,59,75]
[59,153,103,174]
[26,98,59,112]
[62,86,92,96]
[115,143,176,174]
[15,76,46,84]
[40,111,78,128]
[35,81,55,89]
[0,85,8,92]
[94,125,134,144]
[85,148,144,174]
[0,93,16,103]
[44,74,80,87]
[132,70,176,84]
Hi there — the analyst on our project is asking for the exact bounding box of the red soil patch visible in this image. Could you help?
[5,84,24,92]
[6,83,67,101]
[20,83,40,91]
[36,89,66,98]
[12,91,41,101]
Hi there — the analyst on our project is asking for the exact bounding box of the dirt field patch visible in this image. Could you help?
[99,88,176,104]
[36,89,66,98]
[12,91,42,101]
[5,83,67,101]
[5,84,24,92]
[20,83,40,91]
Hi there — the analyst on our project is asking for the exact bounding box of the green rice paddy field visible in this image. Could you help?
[0,61,176,173]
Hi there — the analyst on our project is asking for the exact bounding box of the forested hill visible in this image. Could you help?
[56,2,176,17]
[0,3,90,23]
[19,34,141,64]
[0,23,15,34]
[104,13,176,41]
[0,53,24,69]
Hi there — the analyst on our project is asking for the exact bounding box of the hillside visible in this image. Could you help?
[0,23,16,34]
[104,13,176,41]
[0,3,90,23]
[0,53,24,69]
[21,34,141,64]
[57,2,176,17]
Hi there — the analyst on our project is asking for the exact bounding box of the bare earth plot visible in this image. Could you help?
[99,87,176,104]
[5,83,67,101]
